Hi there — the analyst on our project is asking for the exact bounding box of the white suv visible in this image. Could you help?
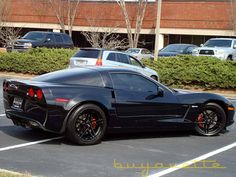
[192,38,236,61]
[69,48,159,81]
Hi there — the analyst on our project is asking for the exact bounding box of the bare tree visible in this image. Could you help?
[117,0,147,48]
[48,0,80,37]
[0,27,21,49]
[0,0,21,48]
[82,29,128,50]
[231,0,236,34]
[81,15,128,50]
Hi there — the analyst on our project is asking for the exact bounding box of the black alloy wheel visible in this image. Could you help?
[66,104,107,145]
[195,103,226,136]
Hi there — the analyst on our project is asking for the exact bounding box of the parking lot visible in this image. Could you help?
[0,76,235,177]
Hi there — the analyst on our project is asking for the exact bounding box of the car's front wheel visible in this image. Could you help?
[66,104,107,145]
[195,103,226,136]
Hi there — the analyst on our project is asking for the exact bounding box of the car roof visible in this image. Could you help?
[27,31,68,35]
[84,66,140,73]
[208,38,236,40]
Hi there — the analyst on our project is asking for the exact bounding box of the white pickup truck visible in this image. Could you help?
[192,38,236,61]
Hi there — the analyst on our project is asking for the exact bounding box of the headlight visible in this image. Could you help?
[215,49,224,55]
[24,43,32,48]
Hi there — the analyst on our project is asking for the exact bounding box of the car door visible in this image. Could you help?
[54,34,64,48]
[44,34,55,48]
[110,72,187,128]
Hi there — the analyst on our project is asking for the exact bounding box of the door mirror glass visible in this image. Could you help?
[233,45,236,49]
[200,44,204,47]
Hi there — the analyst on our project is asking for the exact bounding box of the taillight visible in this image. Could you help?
[96,58,103,66]
[3,82,6,92]
[36,89,43,100]
[27,87,44,101]
[28,88,35,97]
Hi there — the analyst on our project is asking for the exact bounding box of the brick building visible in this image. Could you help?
[3,0,236,50]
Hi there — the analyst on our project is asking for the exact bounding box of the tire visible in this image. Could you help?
[195,103,226,136]
[226,55,233,61]
[151,75,158,81]
[66,104,107,145]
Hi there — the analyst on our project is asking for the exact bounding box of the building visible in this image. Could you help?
[2,0,236,50]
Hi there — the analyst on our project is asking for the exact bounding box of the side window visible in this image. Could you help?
[141,49,146,54]
[62,34,72,44]
[46,34,55,43]
[107,53,117,61]
[111,73,157,93]
[129,57,142,68]
[116,53,129,64]
[55,34,63,43]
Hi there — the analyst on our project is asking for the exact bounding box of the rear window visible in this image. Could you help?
[73,49,100,58]
[33,68,104,87]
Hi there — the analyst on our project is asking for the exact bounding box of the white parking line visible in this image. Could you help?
[0,136,64,152]
[148,141,236,177]
[0,114,6,117]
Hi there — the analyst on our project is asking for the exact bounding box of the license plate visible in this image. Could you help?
[12,97,23,109]
[76,60,87,65]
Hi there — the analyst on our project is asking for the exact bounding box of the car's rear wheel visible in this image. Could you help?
[66,104,107,145]
[195,103,226,136]
[227,55,233,61]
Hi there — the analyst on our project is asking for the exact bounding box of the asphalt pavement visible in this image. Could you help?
[0,77,235,177]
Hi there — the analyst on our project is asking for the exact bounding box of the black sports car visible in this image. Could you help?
[3,67,235,145]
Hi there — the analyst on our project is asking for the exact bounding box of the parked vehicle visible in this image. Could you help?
[3,67,235,145]
[159,44,198,57]
[126,48,154,60]
[69,48,159,81]
[6,31,74,52]
[192,38,236,61]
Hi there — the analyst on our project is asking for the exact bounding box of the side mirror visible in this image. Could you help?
[200,44,204,47]
[233,45,236,49]
[157,87,164,97]
[142,64,146,68]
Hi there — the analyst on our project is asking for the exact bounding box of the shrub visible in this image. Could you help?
[0,48,77,74]
[143,55,236,89]
[0,49,235,89]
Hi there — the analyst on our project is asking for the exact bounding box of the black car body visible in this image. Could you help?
[7,31,74,52]
[3,67,235,145]
[159,44,198,57]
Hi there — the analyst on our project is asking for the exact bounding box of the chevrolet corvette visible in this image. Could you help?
[3,67,235,145]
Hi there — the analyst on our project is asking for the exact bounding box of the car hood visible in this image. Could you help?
[158,51,180,57]
[197,47,231,50]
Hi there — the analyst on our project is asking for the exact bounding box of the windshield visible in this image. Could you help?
[22,32,45,41]
[204,39,232,48]
[161,45,187,53]
[126,49,140,54]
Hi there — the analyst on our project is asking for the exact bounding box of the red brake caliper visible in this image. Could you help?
[197,113,204,128]
[91,118,97,129]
